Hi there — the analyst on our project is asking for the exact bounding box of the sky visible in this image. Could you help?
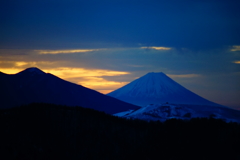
[0,0,240,109]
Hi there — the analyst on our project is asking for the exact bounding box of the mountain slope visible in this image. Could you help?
[0,67,139,114]
[107,72,220,107]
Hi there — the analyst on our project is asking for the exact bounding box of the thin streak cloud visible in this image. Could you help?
[15,62,29,67]
[230,46,240,52]
[141,46,172,50]
[167,74,201,78]
[233,61,240,64]
[43,67,130,79]
[35,49,100,54]
[79,76,128,94]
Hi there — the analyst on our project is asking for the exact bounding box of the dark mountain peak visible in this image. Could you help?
[0,71,7,75]
[17,67,46,75]
[0,67,139,114]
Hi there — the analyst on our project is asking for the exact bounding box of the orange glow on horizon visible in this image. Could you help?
[95,90,114,94]
[43,67,129,79]
[78,76,128,92]
[0,68,23,74]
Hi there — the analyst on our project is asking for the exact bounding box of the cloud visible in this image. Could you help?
[78,76,128,94]
[42,67,130,93]
[15,62,29,67]
[42,67,130,78]
[0,61,58,70]
[233,61,240,64]
[0,61,34,73]
[230,46,240,52]
[0,49,32,56]
[35,49,100,54]
[167,74,201,78]
[126,64,145,68]
[141,46,172,50]
[0,68,23,74]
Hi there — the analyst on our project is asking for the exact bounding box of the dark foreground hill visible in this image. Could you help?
[0,67,139,114]
[1,103,240,160]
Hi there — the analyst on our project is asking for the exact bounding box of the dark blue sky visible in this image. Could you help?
[0,0,240,109]
[1,0,240,49]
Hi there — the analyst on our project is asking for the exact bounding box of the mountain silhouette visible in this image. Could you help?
[107,72,220,107]
[0,67,139,114]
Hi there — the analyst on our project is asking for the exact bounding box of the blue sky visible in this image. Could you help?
[0,0,240,109]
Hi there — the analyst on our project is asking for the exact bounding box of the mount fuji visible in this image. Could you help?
[108,72,240,122]
[107,72,220,107]
[0,67,139,114]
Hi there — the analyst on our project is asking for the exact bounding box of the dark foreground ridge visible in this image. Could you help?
[1,103,240,160]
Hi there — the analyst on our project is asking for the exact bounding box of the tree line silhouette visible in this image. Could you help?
[1,103,240,160]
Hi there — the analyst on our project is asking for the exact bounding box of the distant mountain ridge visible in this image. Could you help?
[107,72,221,107]
[0,67,139,114]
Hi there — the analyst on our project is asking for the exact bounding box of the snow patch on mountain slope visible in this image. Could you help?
[114,110,134,117]
[114,103,240,123]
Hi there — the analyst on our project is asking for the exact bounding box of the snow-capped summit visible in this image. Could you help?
[107,72,220,107]
[109,72,184,98]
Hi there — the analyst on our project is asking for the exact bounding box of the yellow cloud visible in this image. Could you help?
[0,61,59,74]
[233,61,240,64]
[0,68,23,74]
[230,46,240,52]
[43,68,130,93]
[15,62,29,67]
[43,67,129,79]
[0,61,55,66]
[98,90,114,94]
[35,49,99,54]
[167,74,201,78]
[40,67,130,92]
[0,61,33,73]
[141,46,172,50]
[78,76,128,92]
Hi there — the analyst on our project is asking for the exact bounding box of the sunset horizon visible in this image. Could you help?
[1,0,240,109]
[1,66,239,109]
